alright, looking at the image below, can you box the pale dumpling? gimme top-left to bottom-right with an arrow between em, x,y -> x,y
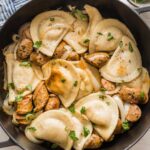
89,19 -> 136,52
75,92 -> 119,141
61,109 -> 93,150
80,4 -> 103,47
64,18 -> 88,54
30,10 -> 75,56
100,36 -> 142,83
45,59 -> 80,107
25,110 -> 74,150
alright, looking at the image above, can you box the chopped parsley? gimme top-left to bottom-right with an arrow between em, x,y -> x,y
106,101 -> 110,105
25,113 -> 35,121
15,95 -> 23,102
128,42 -> 134,52
83,39 -> 90,44
140,91 -> 145,101
51,143 -> 58,149
99,94 -> 106,100
97,32 -> 103,35
100,87 -> 107,92
27,127 -> 36,131
80,106 -> 86,114
26,84 -> 32,91
73,81 -> 78,87
69,130 -> 78,141
8,83 -> 15,89
122,120 -> 130,131
33,41 -> 42,49
50,17 -> 55,21
119,41 -> 123,48
72,9 -> 88,21
137,68 -> 142,72
20,61 -> 31,67
129,60 -> 131,63
107,33 -> 114,41
68,104 -> 75,113
83,127 -> 90,137
61,79 -> 66,83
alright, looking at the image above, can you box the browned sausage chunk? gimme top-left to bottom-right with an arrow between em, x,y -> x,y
119,86 -> 147,104
16,94 -> 33,115
101,78 -> 116,91
30,52 -> 49,66
84,52 -> 109,68
114,119 -> 123,134
17,38 -> 33,59
45,94 -> 60,111
84,133 -> 103,149
33,81 -> 49,112
126,104 -> 142,122
66,51 -> 80,61
53,41 -> 67,58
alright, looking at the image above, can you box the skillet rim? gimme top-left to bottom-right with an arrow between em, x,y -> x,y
0,0 -> 150,149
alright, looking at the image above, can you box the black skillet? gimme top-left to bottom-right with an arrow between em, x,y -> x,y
0,0 -> 150,149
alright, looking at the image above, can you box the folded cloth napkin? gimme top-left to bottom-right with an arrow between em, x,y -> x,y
0,0 -> 31,27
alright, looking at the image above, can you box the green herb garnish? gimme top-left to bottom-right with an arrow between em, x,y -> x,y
97,32 -> 103,35
80,106 -> 86,114
106,101 -> 110,105
27,127 -> 36,131
107,33 -> 114,41
69,130 -> 79,141
33,41 -> 42,49
61,79 -> 66,83
26,84 -> 32,91
51,143 -> 58,149
20,61 -> 31,67
119,41 -> 123,48
8,83 -> 15,89
140,91 -> 145,101
99,94 -> 106,100
25,113 -> 35,121
68,104 -> 75,113
83,127 -> 90,137
100,88 -> 107,92
15,95 -> 23,102
129,42 -> 134,52
72,9 -> 88,21
73,81 -> 78,87
122,120 -> 130,131
50,17 -> 55,21
83,39 -> 90,44
137,68 -> 142,72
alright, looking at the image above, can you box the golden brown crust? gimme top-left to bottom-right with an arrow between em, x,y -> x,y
119,86 -> 147,104
66,51 -> 80,61
30,52 -> 49,66
114,119 -> 123,134
16,94 -> 33,115
84,52 -> 109,68
33,81 -> 49,112
126,104 -> 142,122
17,38 -> 33,59
84,133 -> 103,149
101,78 -> 116,91
45,94 -> 60,111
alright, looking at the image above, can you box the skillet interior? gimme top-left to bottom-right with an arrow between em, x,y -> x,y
0,0 -> 150,150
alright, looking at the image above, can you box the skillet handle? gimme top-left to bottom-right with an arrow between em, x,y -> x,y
135,6 -> 150,13
0,138 -> 14,148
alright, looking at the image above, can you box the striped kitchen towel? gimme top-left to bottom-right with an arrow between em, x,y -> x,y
0,0 -> 31,27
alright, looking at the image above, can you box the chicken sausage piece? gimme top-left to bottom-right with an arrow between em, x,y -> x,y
119,86 -> 147,104
17,38 -> 33,59
84,52 -> 109,68
16,94 -> 33,115
101,78 -> 116,91
126,104 -> 142,122
30,52 -> 49,66
45,94 -> 60,111
33,81 -> 49,112
84,133 -> 103,149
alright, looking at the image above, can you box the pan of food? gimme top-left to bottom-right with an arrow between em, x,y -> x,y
0,0 -> 150,150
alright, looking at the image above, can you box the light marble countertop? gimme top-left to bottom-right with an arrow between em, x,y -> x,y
0,0 -> 150,150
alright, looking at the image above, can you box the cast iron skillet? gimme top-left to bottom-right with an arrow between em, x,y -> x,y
0,0 -> 150,149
